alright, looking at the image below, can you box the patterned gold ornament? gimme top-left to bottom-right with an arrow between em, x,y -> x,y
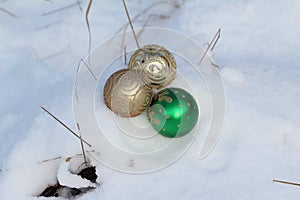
103,69 -> 153,118
128,44 -> 177,89
148,87 -> 199,138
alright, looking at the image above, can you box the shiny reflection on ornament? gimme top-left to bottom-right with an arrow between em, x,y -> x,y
75,27 -> 224,173
147,61 -> 164,75
96,51 -> 202,145
148,87 -> 199,138
128,44 -> 177,89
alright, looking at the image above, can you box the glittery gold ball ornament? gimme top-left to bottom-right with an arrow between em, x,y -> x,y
148,87 -> 199,138
128,44 -> 177,89
103,69 -> 153,118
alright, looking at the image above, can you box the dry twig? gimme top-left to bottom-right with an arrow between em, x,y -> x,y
40,107 -> 92,147
198,28 -> 221,66
273,179 -> 300,187
122,0 -> 140,49
85,0 -> 93,62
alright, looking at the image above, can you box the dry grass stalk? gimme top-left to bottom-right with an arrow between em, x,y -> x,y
37,156 -> 63,164
115,1 -> 169,34
85,0 -> 93,64
77,123 -> 88,166
273,179 -> 300,187
37,150 -> 96,165
74,58 -> 97,105
117,0 -> 185,51
122,0 -> 140,49
40,107 -> 92,147
198,28 -> 221,66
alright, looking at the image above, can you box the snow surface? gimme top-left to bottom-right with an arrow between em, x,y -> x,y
1,0 -> 300,199
57,156 -> 98,189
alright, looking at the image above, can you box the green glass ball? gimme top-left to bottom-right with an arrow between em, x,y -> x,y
147,87 -> 199,138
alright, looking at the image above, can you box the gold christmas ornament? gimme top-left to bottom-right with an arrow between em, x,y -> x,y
128,44 -> 177,89
103,69 -> 153,118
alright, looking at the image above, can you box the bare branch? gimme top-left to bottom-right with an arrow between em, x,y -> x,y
77,123 -> 88,166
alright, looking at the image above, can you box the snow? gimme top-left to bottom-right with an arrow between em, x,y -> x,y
1,0 -> 300,199
220,67 -> 245,85
57,156 -> 98,189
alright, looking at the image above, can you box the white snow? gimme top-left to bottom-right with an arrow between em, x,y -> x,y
220,67 -> 245,85
0,0 -> 300,199
57,156 -> 98,189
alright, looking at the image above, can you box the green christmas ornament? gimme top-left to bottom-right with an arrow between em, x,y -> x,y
148,87 -> 199,138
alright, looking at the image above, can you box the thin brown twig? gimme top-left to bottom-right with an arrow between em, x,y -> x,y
0,150 -> 97,172
115,1 -> 166,34
122,0 -> 140,49
37,150 -> 96,165
40,106 -> 92,147
273,179 -> 300,187
77,123 -> 88,166
85,0 -> 93,64
74,59 -> 97,104
117,0 -> 184,51
37,156 -> 63,164
80,135 -> 88,166
198,28 -> 221,66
